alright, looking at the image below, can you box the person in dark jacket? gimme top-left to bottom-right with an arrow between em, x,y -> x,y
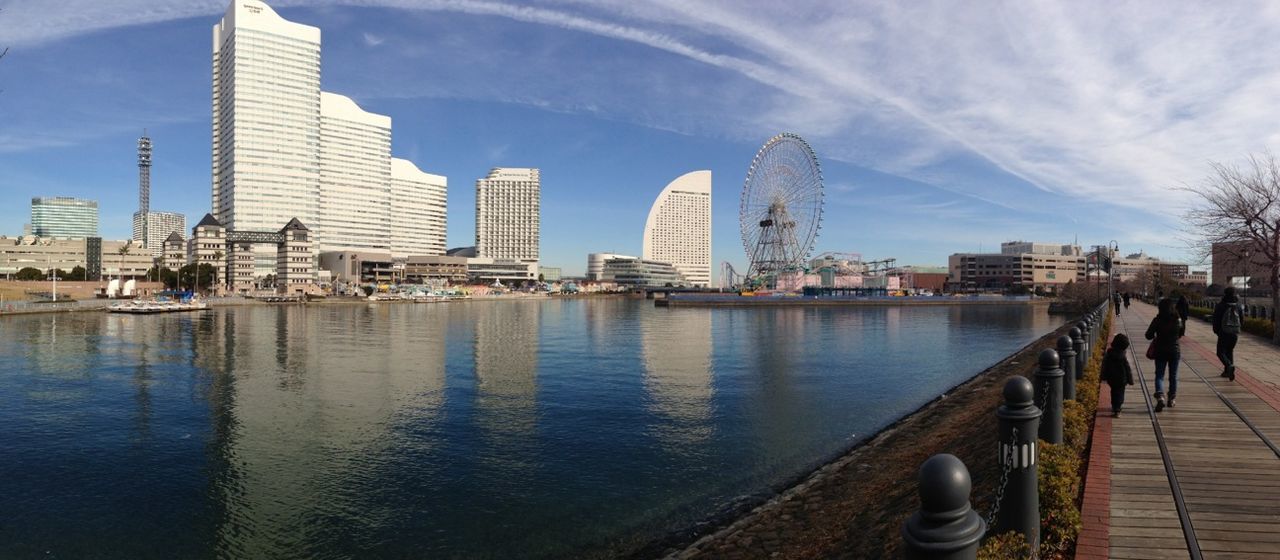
1212,287 -> 1245,381
1146,297 -> 1185,411
1101,333 -> 1135,416
1123,292 -> 1131,309
1176,295 -> 1190,324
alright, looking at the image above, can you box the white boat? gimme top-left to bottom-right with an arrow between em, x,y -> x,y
108,299 -> 208,314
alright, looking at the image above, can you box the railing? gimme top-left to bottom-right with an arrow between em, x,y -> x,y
902,300 -> 1109,559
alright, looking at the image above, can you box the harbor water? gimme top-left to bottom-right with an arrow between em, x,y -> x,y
0,298 -> 1057,558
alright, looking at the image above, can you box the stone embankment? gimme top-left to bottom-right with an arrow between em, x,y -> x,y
653,321 -> 1079,560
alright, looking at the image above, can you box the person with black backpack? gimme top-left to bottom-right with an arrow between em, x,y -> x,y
1213,287 -> 1245,381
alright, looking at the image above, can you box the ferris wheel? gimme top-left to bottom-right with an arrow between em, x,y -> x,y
740,133 -> 824,281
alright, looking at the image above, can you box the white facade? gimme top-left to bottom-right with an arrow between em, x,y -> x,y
212,0 -> 322,235
587,252 -> 636,281
476,168 -> 540,263
391,158 -> 447,258
319,92 -> 392,252
132,211 -> 186,257
642,170 -> 712,287
211,1 -> 445,271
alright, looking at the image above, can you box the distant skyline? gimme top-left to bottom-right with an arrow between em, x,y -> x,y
1,1 -> 1260,275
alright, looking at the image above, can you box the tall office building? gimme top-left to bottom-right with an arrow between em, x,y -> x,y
475,168 -> 540,263
391,158 -> 447,257
642,170 -> 712,287
212,0 -> 322,235
31,197 -> 98,238
133,211 -> 186,258
318,92 -> 391,252
211,0 -> 444,276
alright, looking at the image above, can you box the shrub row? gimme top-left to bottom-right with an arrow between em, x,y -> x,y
979,305 -> 1110,559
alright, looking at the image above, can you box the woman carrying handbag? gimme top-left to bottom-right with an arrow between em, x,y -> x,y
1145,298 -> 1185,411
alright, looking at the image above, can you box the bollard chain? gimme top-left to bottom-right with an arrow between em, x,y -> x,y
1034,376 -> 1052,412
985,426 -> 1019,526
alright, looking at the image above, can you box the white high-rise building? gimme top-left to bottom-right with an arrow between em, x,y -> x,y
132,211 -> 186,258
212,0 -> 321,234
475,168 -> 540,263
643,170 -> 712,287
210,0 -> 446,276
318,92 -> 391,252
391,158 -> 447,257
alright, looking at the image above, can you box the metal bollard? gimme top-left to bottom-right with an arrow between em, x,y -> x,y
901,453 -> 986,560
994,376 -> 1041,546
1034,348 -> 1064,444
1077,320 -> 1091,367
1070,327 -> 1085,382
1058,335 -> 1077,400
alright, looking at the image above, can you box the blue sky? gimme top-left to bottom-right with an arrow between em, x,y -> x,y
2,1 -> 1269,277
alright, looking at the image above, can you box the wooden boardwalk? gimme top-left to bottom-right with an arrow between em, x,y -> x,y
1081,300 -> 1280,559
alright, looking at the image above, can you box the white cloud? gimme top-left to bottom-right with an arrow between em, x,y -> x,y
361,31 -> 385,46
6,0 -> 1280,224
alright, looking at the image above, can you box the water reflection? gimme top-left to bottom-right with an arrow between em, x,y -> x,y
0,300 -> 1059,559
641,308 -> 713,445
472,300 -> 541,450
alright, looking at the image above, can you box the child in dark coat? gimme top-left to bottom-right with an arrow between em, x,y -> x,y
1101,333 -> 1135,417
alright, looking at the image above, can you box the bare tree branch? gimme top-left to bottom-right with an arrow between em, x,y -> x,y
1184,150 -> 1280,341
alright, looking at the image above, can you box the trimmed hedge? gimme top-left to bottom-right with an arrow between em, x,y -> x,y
980,304 -> 1110,559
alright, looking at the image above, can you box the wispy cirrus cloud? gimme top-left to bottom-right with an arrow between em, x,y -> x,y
5,0 -> 1280,229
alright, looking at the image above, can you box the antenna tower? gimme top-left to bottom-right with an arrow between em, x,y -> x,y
138,132 -> 152,245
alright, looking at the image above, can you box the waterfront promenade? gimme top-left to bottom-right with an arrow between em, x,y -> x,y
1079,300 -> 1280,559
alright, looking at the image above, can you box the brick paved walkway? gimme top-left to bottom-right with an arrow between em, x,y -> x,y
1079,300 -> 1280,559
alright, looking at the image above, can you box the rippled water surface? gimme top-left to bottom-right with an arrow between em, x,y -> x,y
0,299 -> 1057,558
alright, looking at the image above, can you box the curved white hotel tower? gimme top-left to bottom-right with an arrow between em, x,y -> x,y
642,171 -> 712,287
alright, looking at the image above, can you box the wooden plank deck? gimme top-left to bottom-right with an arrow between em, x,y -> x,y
1090,301 -> 1280,559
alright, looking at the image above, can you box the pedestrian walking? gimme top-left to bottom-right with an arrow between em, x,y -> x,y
1114,292 -> 1122,315
1176,295 -> 1190,324
1123,292 -> 1130,309
1145,297 -> 1185,411
1101,333 -> 1135,416
1213,287 -> 1245,381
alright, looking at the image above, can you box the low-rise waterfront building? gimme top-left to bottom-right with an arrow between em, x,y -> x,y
162,232 -> 186,271
188,213 -> 316,293
587,252 -> 636,281
948,249 -> 1085,293
603,257 -> 688,288
0,235 -> 152,279
467,258 -> 537,285
404,255 -> 468,284
539,266 -> 562,282
319,250 -> 398,284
